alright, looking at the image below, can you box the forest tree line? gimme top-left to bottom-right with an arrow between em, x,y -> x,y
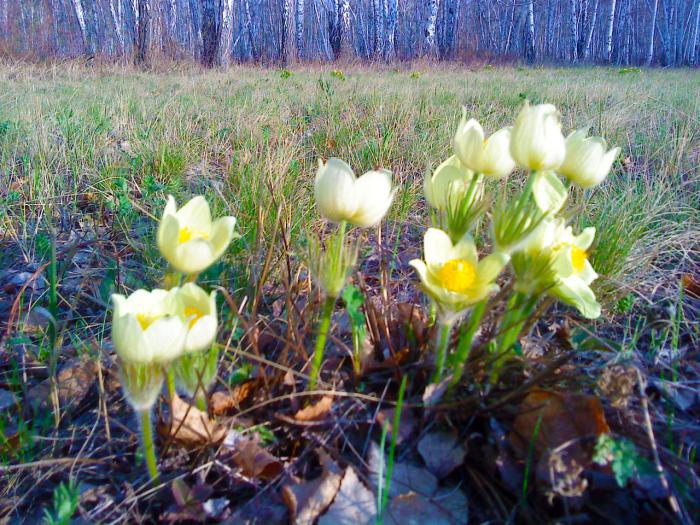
1,0 -> 699,67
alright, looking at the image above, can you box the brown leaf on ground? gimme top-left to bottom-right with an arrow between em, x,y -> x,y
282,449 -> 343,525
223,430 -> 284,481
318,467 -> 376,525
510,390 -> 610,459
510,389 -> 610,498
294,396 -> 333,421
161,394 -> 226,446
210,381 -> 257,416
682,273 -> 700,299
417,431 -> 467,479
26,356 -> 97,414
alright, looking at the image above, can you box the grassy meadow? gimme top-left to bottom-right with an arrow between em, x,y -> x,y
0,62 -> 699,523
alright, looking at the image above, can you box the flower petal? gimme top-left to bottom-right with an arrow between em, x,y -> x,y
173,240 -> 216,274
112,313 -> 149,362
157,212 -> 181,266
143,316 -> 188,362
314,158 -> 358,222
350,169 -> 394,227
424,228 -> 455,268
176,196 -> 213,232
209,216 -> 236,261
452,233 -> 478,265
553,276 -> 601,319
575,227 -> 596,250
533,170 -> 567,214
184,314 -> 218,353
477,252 -> 509,284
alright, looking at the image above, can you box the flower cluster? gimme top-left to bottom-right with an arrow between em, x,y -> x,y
111,195 -> 235,481
411,102 -> 619,382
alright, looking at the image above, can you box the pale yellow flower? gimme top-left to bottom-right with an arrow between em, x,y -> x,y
157,195 -> 236,275
111,289 -> 187,364
314,158 -> 394,227
453,113 -> 515,178
510,102 -> 566,171
410,228 -> 508,317
423,155 -> 477,211
519,218 -> 601,319
559,129 -> 620,188
172,283 -> 218,353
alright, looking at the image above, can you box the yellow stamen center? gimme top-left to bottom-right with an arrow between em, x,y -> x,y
178,226 -> 210,244
184,306 -> 204,329
570,245 -> 587,273
136,312 -> 159,330
437,258 -> 477,293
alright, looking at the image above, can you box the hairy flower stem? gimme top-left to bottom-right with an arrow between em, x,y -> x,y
490,292 -> 538,384
166,367 -> 177,400
309,294 -> 337,390
449,301 -> 487,389
195,394 -> 207,412
139,409 -> 159,484
432,320 -> 454,383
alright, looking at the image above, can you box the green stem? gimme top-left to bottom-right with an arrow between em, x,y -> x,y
139,409 -> 159,484
432,320 -> 453,383
449,301 -> 487,389
309,294 -> 337,390
195,394 -> 207,412
166,367 -> 177,400
490,292 -> 538,385
381,375 -> 407,519
352,325 -> 362,378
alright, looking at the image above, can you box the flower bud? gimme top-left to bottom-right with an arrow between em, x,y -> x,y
559,129 -> 620,188
453,113 -> 515,178
510,102 -> 566,171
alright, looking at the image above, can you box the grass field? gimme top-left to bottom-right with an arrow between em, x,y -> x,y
1,63 -> 699,523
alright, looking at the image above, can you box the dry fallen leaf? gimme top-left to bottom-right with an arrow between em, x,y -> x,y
417,431 -> 467,479
223,430 -> 284,481
318,467 -> 376,525
210,381 -> 257,416
294,396 -> 333,421
682,273 -> 700,299
510,389 -> 610,497
161,394 -> 226,446
511,390 -> 610,459
27,356 -> 97,414
282,449 -> 343,525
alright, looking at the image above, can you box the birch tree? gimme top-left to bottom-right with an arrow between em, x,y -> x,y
295,0 -> 304,58
645,0 -> 659,65
605,0 -> 617,61
425,0 -> 439,56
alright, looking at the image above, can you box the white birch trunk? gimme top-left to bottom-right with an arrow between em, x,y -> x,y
218,0 -> 234,64
605,0 -> 616,61
526,0 -> 535,61
691,0 -> 700,64
71,0 -> 89,52
645,0 -> 659,65
295,0 -> 304,58
570,0 -> 578,62
425,0 -> 439,56
582,0 -> 598,59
